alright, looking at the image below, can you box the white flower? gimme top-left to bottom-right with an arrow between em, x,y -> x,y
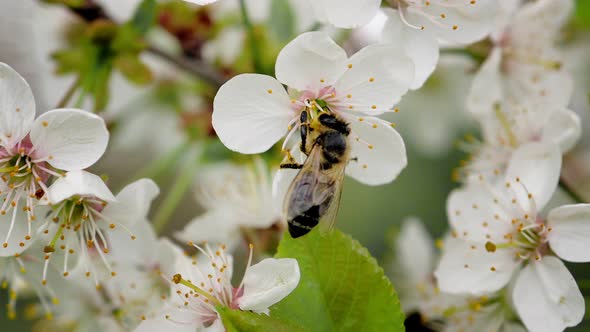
0,63 -> 109,255
391,218 -> 525,332
381,1 -> 497,89
435,155 -> 589,331
0,241 -> 63,320
213,31 -> 414,185
175,159 -> 280,250
467,0 -> 574,115
456,102 -> 580,184
42,269 -> 128,332
38,171 -> 159,286
307,0 -> 496,89
134,243 -> 300,332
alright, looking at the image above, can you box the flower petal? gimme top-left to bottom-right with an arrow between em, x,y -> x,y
108,217 -> 158,266
309,0 -> 380,28
382,10 -> 438,90
29,108 -> 109,170
513,256 -> 584,332
505,142 -> 561,211
0,62 -> 35,148
102,178 -> 159,227
271,166 -> 299,216
466,48 -> 503,116
333,43 -> 414,114
447,184 -> 513,244
511,0 -> 574,50
212,74 -> 295,154
540,106 -> 581,153
183,0 -> 219,4
404,0 -> 497,44
344,116 -> 407,186
43,170 -> 115,204
396,218 -> 435,282
174,210 -> 241,249
275,31 -> 347,91
238,258 -> 300,314
547,204 -> 590,263
507,59 -> 574,108
435,238 -> 519,295
133,307 -> 199,332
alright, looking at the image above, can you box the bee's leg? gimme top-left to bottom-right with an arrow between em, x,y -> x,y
299,110 -> 310,154
348,157 -> 359,164
300,122 -> 308,154
280,163 -> 304,169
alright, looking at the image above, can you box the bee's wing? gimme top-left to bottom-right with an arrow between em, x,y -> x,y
317,162 -> 346,235
283,144 -> 324,220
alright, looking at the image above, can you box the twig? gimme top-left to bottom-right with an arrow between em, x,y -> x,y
239,0 -> 264,73
559,177 -> 586,204
63,1 -> 226,88
146,46 -> 225,87
55,77 -> 80,108
152,145 -> 201,234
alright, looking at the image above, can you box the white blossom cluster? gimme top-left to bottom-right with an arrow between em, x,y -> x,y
0,0 -> 589,331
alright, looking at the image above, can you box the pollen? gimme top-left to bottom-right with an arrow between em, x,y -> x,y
42,121 -> 48,127
347,64 -> 353,69
172,274 -> 182,284
372,124 -> 378,128
267,89 -> 272,94
452,25 -> 458,30
369,77 -> 375,82
485,241 -> 496,253
371,105 -> 377,109
347,94 -> 352,98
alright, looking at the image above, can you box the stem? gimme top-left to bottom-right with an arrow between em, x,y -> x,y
56,78 -> 80,108
132,141 -> 190,182
152,145 -> 201,234
146,46 -> 226,87
559,178 -> 585,203
74,89 -> 87,108
440,47 -> 487,64
238,0 -> 264,73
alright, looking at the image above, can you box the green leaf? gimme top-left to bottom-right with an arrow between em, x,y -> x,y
217,307 -> 305,332
576,2 -> 590,28
131,0 -> 158,35
114,54 -> 153,85
268,0 -> 296,42
41,0 -> 85,7
272,228 -> 405,332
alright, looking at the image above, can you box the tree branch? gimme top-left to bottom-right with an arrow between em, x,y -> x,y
559,177 -> 586,204
63,0 -> 226,87
146,45 -> 225,87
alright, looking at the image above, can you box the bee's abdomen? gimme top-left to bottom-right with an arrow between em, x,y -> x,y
288,205 -> 320,238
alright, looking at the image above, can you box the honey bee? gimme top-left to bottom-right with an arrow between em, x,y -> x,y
281,103 -> 352,238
